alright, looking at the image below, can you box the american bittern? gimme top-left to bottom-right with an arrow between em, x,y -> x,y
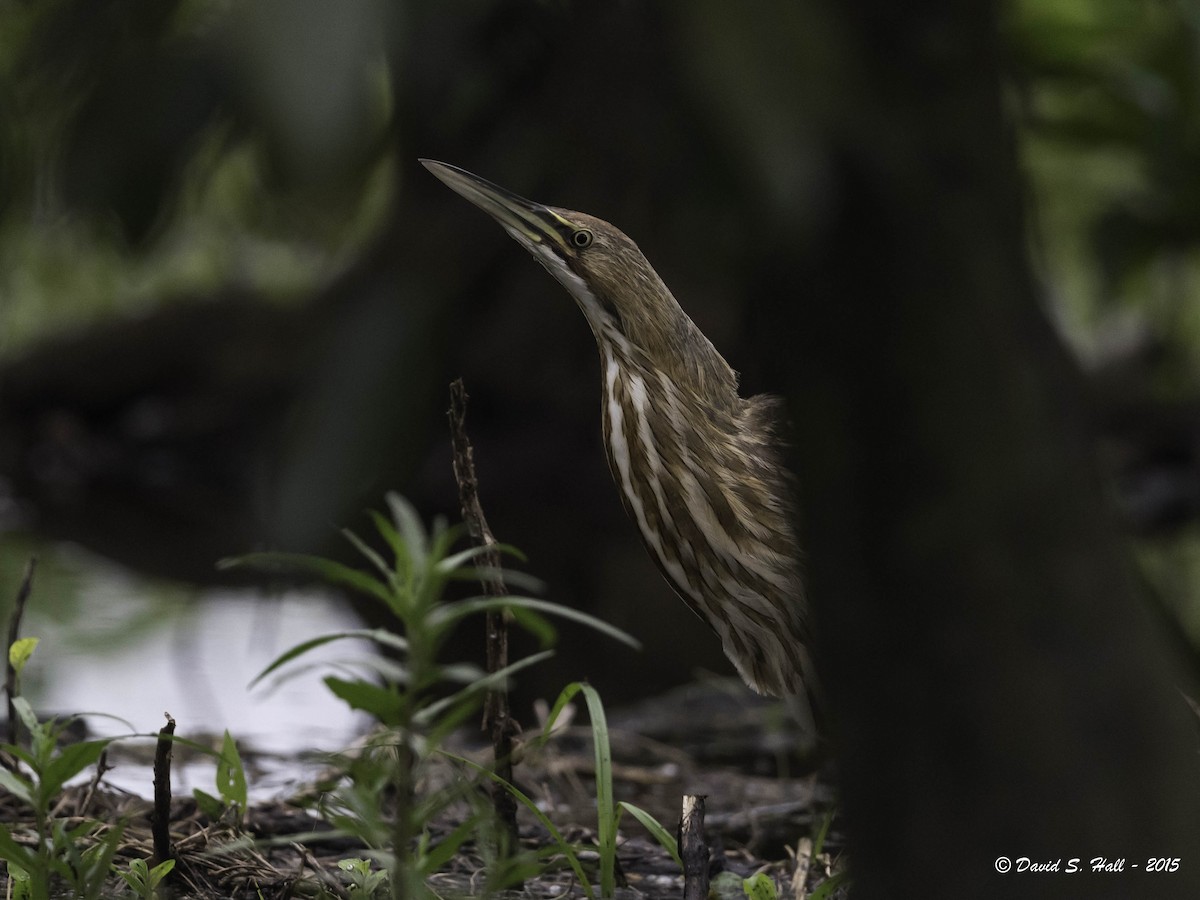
422,160 -> 817,733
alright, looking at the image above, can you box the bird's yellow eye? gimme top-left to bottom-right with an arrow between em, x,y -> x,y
571,229 -> 593,249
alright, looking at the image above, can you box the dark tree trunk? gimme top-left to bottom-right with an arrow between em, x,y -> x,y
759,2 -> 1200,898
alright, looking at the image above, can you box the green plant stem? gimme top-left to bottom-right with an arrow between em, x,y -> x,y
391,737 -> 416,900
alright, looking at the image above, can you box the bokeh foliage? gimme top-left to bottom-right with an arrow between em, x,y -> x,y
1,0 -> 1199,690
0,0 -> 1195,358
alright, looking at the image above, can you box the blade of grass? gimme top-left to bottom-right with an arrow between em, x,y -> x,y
617,801 -> 681,869
577,683 -> 616,898
812,805 -> 836,857
540,681 -> 585,739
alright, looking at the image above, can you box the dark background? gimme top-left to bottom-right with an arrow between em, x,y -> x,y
3,2 -> 1200,896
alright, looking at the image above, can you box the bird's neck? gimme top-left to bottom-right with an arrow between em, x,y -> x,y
604,310 -> 740,415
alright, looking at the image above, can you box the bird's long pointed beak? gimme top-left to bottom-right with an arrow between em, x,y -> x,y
420,159 -> 572,252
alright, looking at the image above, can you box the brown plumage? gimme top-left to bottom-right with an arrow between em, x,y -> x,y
422,161 -> 816,732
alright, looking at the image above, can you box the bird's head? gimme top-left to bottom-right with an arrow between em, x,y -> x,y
421,159 -> 737,401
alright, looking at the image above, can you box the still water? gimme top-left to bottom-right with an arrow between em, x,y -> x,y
17,551 -> 368,800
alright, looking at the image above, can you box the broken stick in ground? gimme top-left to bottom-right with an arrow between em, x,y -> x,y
152,713 -> 177,871
448,378 -> 521,861
681,794 -> 710,900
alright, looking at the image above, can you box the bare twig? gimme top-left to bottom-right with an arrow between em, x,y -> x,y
448,379 -> 509,603
448,378 -> 521,861
79,747 -> 114,817
296,843 -> 351,899
5,557 -> 37,750
681,794 -> 710,900
152,713 -> 177,869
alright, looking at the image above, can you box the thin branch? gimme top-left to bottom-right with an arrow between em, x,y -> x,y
78,747 -> 114,817
5,557 -> 37,750
448,377 -> 521,864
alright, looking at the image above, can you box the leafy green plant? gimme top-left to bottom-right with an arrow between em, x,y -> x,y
0,641 -> 240,899
224,493 -> 639,900
0,639 -> 118,900
457,680 -> 681,899
118,857 -> 176,899
337,857 -> 390,897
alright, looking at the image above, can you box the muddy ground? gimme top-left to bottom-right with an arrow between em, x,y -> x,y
0,682 -> 848,898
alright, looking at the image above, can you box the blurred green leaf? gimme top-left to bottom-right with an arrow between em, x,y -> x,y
743,872 -> 778,900
219,552 -> 394,607
193,789 -> 225,821
324,676 -> 403,723
429,596 -> 640,649
7,637 -> 38,676
249,627 -> 408,688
